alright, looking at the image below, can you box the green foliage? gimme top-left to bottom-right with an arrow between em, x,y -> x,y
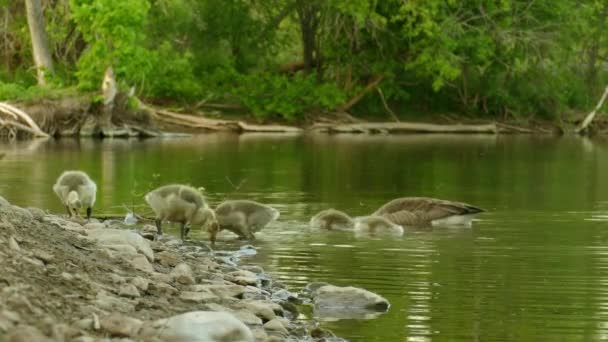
2,0 -> 608,120
235,74 -> 346,121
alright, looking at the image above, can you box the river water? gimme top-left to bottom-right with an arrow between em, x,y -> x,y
1,134 -> 608,341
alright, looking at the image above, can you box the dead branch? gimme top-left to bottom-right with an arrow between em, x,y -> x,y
0,102 -> 49,137
577,85 -> 608,134
375,86 -> 399,122
337,75 -> 384,113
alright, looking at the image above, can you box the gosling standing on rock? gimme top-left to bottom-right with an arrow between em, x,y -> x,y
145,184 -> 218,241
373,197 -> 484,227
214,200 -> 280,241
309,209 -> 354,230
53,170 -> 97,220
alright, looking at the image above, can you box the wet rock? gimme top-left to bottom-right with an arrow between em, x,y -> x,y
271,289 -> 299,304
264,319 -> 289,335
310,284 -> 390,319
228,270 -> 258,287
130,276 -> 149,292
130,254 -> 154,273
146,311 -> 254,342
179,291 -> 218,303
5,324 -> 50,342
87,229 -> 154,261
235,300 -> 278,322
170,263 -> 195,285
119,284 -> 141,298
100,313 -> 142,337
155,250 -> 182,267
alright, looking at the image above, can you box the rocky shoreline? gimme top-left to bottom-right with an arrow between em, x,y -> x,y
0,196 -> 389,341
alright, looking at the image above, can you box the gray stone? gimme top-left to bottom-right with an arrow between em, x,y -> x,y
156,251 -> 182,267
87,228 -> 154,261
130,254 -> 154,273
4,325 -> 50,342
26,207 -> 46,221
170,263 -> 195,285
149,282 -> 178,296
119,284 -> 141,298
110,274 -> 127,284
264,319 -> 289,335
130,276 -> 149,292
11,205 -> 34,220
32,250 -> 54,264
43,216 -> 86,234
8,236 -> 20,251
179,291 -> 218,303
186,284 -> 245,299
147,311 -> 254,342
311,284 -> 390,319
83,222 -> 105,230
232,309 -> 263,326
235,300 -> 278,322
100,313 -> 142,338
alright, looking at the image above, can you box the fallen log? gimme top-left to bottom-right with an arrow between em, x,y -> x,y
309,122 -> 499,134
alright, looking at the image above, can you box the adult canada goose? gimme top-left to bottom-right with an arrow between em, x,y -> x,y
53,170 -> 97,220
353,215 -> 404,236
214,200 -> 280,241
373,197 -> 484,227
309,209 -> 354,230
145,184 -> 218,241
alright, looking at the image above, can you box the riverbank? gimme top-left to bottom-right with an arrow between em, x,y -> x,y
0,195 -> 366,341
1,95 -> 602,139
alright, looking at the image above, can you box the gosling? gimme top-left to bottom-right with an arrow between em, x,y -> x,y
309,209 -> 354,230
145,184 -> 218,241
353,215 -> 404,236
53,170 -> 97,220
214,200 -> 280,241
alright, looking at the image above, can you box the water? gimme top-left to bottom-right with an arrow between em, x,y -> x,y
2,134 -> 608,341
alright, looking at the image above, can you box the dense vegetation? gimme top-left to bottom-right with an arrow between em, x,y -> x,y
1,0 -> 607,122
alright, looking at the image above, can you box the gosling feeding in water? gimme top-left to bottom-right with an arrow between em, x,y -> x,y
53,170 -> 97,220
214,200 -> 280,241
309,209 -> 354,230
353,215 -> 404,236
373,197 -> 485,227
145,184 -> 218,241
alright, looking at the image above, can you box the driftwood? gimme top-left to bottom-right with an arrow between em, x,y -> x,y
576,85 -> 608,134
0,102 -> 49,138
337,75 -> 384,113
149,105 -> 302,133
309,122 -> 499,134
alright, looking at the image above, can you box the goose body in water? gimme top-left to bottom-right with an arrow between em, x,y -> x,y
373,197 -> 484,227
309,209 -> 354,230
214,200 -> 280,240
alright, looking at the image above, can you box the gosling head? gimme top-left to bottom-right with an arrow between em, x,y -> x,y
192,206 -> 220,245
66,191 -> 82,208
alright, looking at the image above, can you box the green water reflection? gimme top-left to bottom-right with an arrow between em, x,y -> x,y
2,134 -> 608,341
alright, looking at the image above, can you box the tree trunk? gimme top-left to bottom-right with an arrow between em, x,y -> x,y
25,0 -> 53,85
296,1 -> 319,74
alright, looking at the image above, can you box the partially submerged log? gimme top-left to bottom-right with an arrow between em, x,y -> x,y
309,122 -> 499,134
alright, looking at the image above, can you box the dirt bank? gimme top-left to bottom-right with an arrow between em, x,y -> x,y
0,196 -> 343,342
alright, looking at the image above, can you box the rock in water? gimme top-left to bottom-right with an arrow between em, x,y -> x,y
310,284 -> 390,320
147,311 -> 254,342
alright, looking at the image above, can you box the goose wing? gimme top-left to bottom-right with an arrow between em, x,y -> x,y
373,197 -> 484,226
